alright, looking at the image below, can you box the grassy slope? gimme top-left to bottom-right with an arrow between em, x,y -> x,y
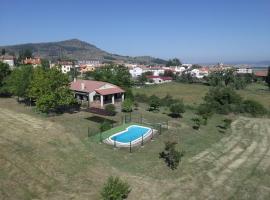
1,95 -> 270,199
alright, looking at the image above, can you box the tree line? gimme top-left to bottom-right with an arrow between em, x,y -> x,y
0,62 -> 76,113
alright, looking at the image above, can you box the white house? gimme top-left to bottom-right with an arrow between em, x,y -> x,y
236,67 -> 253,74
0,55 -> 15,68
129,66 -> 143,77
58,61 -> 73,74
143,66 -> 165,76
146,76 -> 172,84
189,68 -> 209,79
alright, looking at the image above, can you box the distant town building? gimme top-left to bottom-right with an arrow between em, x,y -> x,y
57,61 -> 74,74
236,66 -> 253,74
143,66 -> 165,76
146,75 -> 172,84
23,57 -> 41,67
0,55 -> 15,68
182,64 -> 192,69
254,70 -> 268,81
129,66 -> 143,77
190,67 -> 209,79
78,60 -> 101,73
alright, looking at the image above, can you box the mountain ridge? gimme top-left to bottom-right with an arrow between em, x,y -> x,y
0,39 -> 167,65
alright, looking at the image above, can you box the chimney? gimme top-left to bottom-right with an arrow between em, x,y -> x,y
81,82 -> 85,90
73,77 -> 77,82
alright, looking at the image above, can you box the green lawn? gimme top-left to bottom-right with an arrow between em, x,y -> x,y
133,82 -> 270,108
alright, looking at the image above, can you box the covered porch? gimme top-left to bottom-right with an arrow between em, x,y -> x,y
74,91 -> 124,108
91,92 -> 124,108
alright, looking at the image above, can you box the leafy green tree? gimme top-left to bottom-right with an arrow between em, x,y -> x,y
6,65 -> 33,99
137,73 -> 148,85
240,99 -> 267,117
0,62 -> 11,96
266,66 -> 270,90
176,73 -> 194,83
159,141 -> 184,170
148,95 -> 161,111
1,48 -> 5,55
192,117 -> 202,130
93,64 -> 133,89
101,176 -> 131,200
166,58 -> 182,67
41,59 -> 50,69
203,87 -> 242,114
28,67 -> 76,113
122,98 -> 133,112
163,70 -> 174,77
169,101 -> 185,117
207,71 -> 224,86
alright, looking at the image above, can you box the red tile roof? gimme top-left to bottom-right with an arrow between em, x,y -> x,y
95,87 -> 125,95
255,71 -> 268,77
70,80 -> 125,95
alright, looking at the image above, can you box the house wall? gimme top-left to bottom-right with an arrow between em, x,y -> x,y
129,67 -> 143,77
2,59 -> 14,67
89,91 -> 96,102
61,65 -> 72,73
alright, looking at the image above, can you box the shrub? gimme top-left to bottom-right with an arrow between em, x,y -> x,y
161,94 -> 179,107
100,120 -> 112,132
134,93 -> 148,103
101,176 -> 131,200
223,118 -> 232,129
122,98 -> 133,112
192,117 -> 201,130
148,95 -> 161,111
169,101 -> 185,118
240,100 -> 267,116
105,104 -> 116,116
159,141 -> 184,170
203,87 -> 242,114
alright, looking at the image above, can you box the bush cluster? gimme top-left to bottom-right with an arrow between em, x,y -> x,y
198,86 -> 267,117
101,176 -> 131,200
159,141 -> 184,170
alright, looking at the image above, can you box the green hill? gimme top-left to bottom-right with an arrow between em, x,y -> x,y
0,39 -> 167,65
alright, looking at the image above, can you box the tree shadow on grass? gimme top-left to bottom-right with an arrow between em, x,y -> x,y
167,113 -> 183,118
85,116 -> 117,124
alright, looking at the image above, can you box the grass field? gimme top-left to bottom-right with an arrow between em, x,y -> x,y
1,97 -> 270,199
133,82 -> 270,109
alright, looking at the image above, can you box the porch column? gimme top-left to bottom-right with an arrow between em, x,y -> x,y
112,95 -> 115,104
100,95 -> 104,108
122,93 -> 125,102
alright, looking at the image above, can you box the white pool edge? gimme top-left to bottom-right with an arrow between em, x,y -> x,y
103,125 -> 157,147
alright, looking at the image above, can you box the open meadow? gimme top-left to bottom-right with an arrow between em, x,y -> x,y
1,91 -> 270,199
133,82 -> 270,109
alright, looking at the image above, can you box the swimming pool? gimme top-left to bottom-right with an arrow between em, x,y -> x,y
104,125 -> 155,147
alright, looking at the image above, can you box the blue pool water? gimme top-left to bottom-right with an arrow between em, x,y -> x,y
111,125 -> 150,143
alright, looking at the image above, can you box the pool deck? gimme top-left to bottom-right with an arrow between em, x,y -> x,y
99,123 -> 157,147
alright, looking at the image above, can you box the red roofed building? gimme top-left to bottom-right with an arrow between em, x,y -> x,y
70,80 -> 125,108
254,70 -> 268,81
146,76 -> 172,84
23,57 -> 41,66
